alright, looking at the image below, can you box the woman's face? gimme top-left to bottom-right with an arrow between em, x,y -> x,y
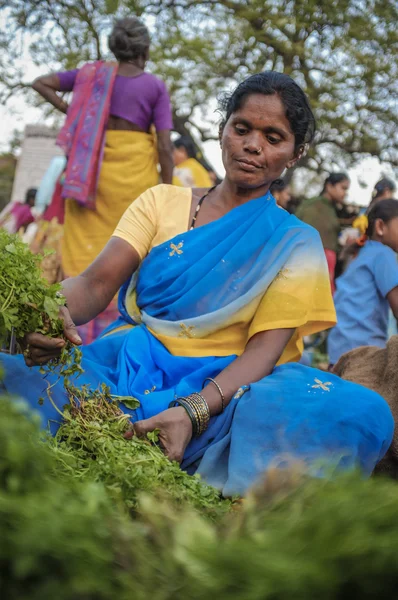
326,179 -> 350,203
173,146 -> 188,166
220,94 -> 299,192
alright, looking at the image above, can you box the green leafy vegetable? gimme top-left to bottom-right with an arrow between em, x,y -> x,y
0,229 -> 83,383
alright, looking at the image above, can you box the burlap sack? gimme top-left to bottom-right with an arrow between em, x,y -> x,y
334,336 -> 398,477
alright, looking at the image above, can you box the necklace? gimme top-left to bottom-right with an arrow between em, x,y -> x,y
190,185 -> 217,230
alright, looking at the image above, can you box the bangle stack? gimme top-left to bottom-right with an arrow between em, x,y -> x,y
169,392 -> 210,437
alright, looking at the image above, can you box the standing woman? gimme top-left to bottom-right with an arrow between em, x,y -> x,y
32,17 -> 174,342
296,173 -> 350,293
172,136 -> 213,187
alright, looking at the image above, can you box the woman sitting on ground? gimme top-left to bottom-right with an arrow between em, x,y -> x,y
1,72 -> 393,496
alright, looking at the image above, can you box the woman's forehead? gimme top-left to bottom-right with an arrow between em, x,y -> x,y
231,93 -> 292,132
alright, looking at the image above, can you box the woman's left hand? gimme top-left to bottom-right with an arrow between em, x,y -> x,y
126,407 -> 193,463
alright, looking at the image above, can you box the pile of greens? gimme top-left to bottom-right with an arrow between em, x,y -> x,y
3,395 -> 398,600
52,383 -> 230,516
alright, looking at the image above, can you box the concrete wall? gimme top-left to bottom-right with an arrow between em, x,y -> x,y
11,125 -> 63,202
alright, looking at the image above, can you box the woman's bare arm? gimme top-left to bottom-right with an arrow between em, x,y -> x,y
132,327 -> 295,462
32,73 -> 69,114
61,238 -> 140,325
200,328 -> 295,415
24,238 -> 140,365
157,130 -> 174,184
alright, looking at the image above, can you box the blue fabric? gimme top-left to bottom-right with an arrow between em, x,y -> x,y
328,241 -> 398,364
36,156 -> 67,214
1,198 -> 394,495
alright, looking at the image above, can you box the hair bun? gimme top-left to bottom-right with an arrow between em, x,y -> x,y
108,17 -> 150,62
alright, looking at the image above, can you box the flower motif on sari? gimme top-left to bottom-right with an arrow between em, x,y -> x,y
169,242 -> 184,257
178,323 -> 195,338
144,386 -> 157,395
274,267 -> 291,282
312,378 -> 332,392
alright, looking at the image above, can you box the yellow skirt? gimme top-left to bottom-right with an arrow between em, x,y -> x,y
62,130 -> 159,277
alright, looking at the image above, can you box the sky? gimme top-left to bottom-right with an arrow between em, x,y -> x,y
0,59 -> 395,207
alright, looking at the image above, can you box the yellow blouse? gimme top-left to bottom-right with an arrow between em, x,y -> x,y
172,158 -> 212,188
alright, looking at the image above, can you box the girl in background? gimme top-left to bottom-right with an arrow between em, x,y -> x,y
328,199 -> 398,366
172,136 -> 212,187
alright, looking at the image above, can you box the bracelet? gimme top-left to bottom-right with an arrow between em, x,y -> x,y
203,377 -> 225,412
169,392 -> 210,437
169,398 -> 198,436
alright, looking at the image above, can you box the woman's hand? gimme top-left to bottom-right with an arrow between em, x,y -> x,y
127,406 -> 193,463
24,306 -> 82,367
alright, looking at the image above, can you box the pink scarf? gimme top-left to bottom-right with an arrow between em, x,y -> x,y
56,61 -> 118,209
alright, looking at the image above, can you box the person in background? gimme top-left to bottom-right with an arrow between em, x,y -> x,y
173,136 -> 212,187
368,178 -> 397,211
327,199 -> 398,367
296,172 -> 350,293
31,17 -> 174,344
270,178 -> 292,211
0,188 -> 37,234
352,178 -> 397,237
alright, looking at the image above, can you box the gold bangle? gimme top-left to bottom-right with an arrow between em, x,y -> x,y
203,377 -> 225,412
185,392 -> 210,435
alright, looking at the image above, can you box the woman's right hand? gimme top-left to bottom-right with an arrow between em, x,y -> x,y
23,306 -> 82,367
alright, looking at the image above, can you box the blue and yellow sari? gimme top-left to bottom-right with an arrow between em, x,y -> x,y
1,191 -> 393,495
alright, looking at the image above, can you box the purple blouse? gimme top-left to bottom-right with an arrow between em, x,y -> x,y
57,69 -> 173,131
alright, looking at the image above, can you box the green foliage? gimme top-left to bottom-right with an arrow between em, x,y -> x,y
0,229 -> 83,381
0,229 -> 63,340
0,0 -> 397,174
51,383 -> 231,517
3,394 -> 398,599
0,396 -> 136,600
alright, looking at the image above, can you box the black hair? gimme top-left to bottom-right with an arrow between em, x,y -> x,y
108,17 -> 150,62
25,188 -> 37,203
373,177 -> 396,200
219,71 -> 316,152
367,198 -> 398,237
321,172 -> 350,194
173,136 -> 197,159
270,179 -> 288,195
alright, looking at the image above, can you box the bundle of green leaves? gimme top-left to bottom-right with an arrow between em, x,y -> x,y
4,394 -> 398,600
51,383 -> 231,517
0,229 -> 63,342
0,229 -> 82,380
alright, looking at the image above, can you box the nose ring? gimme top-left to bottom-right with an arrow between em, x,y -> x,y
256,148 -> 262,155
